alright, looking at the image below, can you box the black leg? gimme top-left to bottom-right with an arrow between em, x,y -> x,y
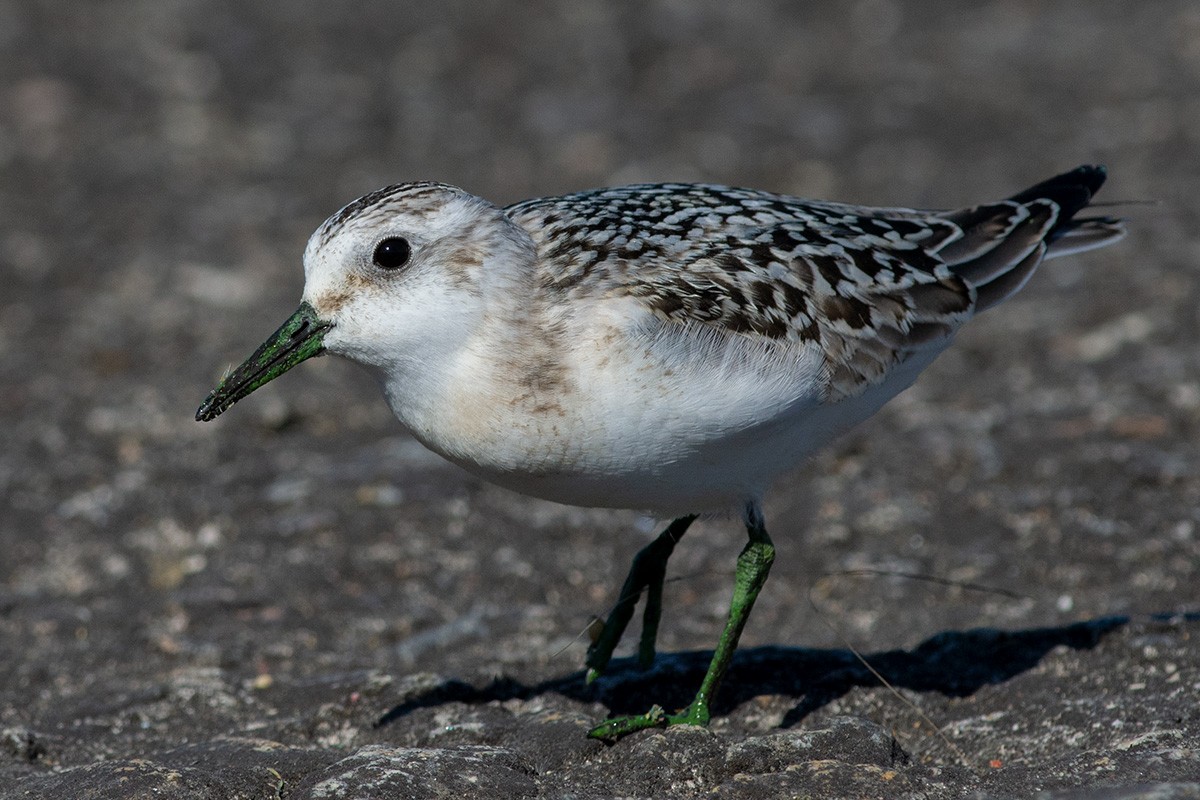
585,515 -> 697,681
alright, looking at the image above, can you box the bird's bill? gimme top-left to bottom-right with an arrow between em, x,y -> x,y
195,302 -> 331,422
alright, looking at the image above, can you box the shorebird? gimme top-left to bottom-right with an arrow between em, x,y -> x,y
197,165 -> 1124,740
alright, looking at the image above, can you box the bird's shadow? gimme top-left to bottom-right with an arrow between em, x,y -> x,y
375,614 -> 1163,730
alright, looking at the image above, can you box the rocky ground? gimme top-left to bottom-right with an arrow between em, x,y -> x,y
2,1 -> 1199,797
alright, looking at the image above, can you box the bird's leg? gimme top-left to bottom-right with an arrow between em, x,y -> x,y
585,515 -> 697,682
588,502 -> 775,741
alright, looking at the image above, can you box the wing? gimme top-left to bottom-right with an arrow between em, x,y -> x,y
506,168 -> 1122,402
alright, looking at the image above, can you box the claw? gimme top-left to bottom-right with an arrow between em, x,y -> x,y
587,705 -> 667,742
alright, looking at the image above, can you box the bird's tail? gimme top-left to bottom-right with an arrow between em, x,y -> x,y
936,165 -> 1125,312
1007,165 -> 1127,259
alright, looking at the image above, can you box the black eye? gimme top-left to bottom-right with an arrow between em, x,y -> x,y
372,237 -> 411,270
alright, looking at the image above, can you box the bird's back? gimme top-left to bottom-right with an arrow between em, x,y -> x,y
505,166 -> 1122,405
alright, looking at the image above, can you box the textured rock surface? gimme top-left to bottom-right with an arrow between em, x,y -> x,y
2,1 -> 1198,797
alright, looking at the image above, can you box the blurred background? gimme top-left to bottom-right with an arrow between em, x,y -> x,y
1,0 -> 1197,786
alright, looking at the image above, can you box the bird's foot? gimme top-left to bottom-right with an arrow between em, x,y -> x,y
584,516 -> 696,683
587,700 -> 712,742
585,621 -> 627,684
584,618 -> 660,684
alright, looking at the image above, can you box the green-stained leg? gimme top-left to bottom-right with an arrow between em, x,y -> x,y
588,503 -> 775,742
586,515 -> 697,682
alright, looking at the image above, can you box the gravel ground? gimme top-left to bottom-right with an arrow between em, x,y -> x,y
2,1 -> 1198,797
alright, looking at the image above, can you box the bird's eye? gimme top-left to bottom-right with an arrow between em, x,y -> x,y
372,237 -> 411,270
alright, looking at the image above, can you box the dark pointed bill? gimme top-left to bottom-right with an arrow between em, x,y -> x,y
196,302 -> 332,422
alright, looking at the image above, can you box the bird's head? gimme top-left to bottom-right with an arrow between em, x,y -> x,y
196,182 -> 531,422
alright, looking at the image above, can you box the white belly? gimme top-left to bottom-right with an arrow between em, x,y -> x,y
383,313 -> 948,516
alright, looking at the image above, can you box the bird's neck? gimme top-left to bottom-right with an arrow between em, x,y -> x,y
378,227 -> 572,467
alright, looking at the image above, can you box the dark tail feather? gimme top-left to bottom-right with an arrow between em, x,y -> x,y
1007,164 -> 1110,242
940,165 -> 1125,311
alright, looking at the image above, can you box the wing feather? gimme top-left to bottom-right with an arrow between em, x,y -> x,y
507,167 -> 1121,403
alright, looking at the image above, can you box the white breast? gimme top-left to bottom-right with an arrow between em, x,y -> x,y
381,295 -> 940,515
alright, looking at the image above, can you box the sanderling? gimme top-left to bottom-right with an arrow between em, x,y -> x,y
197,165 -> 1124,740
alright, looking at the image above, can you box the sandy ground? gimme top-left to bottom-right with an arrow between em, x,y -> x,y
2,1 -> 1199,797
